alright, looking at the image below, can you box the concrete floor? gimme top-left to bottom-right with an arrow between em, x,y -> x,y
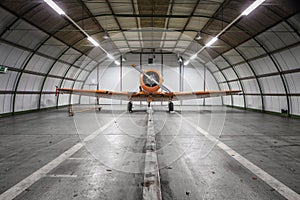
0,105 -> 299,200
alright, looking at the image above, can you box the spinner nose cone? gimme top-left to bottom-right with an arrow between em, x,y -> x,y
140,70 -> 162,93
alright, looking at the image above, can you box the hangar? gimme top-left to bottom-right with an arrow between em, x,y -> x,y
0,0 -> 299,199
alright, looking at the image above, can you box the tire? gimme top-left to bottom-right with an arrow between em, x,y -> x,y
128,102 -> 133,112
168,102 -> 174,112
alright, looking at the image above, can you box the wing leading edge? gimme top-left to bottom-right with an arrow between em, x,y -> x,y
172,90 -> 241,101
57,88 -> 241,102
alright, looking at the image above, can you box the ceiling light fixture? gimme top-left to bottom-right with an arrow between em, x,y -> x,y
195,31 -> 202,40
242,0 -> 266,16
87,36 -> 99,47
185,0 -> 265,62
177,57 -> 183,63
43,0 -> 65,15
103,31 -> 110,40
44,0 -> 121,66
205,37 -> 218,47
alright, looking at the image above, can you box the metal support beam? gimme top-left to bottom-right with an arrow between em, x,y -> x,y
203,65 -> 206,106
179,57 -> 184,105
120,55 -> 123,105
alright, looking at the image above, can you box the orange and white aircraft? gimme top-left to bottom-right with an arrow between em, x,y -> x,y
57,64 -> 241,112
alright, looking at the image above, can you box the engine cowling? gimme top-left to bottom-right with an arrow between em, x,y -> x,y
140,70 -> 163,93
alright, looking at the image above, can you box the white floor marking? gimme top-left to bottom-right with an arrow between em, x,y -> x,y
67,157 -> 91,160
0,143 -> 83,200
176,112 -> 300,200
0,112 -> 125,200
143,107 -> 162,200
47,174 -> 78,178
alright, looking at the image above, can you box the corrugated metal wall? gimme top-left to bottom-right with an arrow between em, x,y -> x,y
0,4 -> 299,116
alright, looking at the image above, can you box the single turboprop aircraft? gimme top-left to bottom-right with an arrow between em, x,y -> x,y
56,64 -> 241,112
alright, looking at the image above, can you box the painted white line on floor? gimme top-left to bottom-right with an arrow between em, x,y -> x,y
0,112 -> 125,200
47,174 -> 78,178
143,107 -> 162,200
0,143 -> 83,200
176,112 -> 300,200
68,157 -> 91,160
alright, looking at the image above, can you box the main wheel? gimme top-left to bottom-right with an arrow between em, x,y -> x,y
127,102 -> 133,112
168,102 -> 174,112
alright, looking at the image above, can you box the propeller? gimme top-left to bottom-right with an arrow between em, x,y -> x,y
131,64 -> 172,93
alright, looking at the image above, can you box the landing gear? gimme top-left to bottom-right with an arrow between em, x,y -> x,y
68,105 -> 74,117
147,102 -> 151,113
127,101 -> 133,112
168,101 -> 174,112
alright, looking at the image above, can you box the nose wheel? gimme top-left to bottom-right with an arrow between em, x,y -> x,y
127,101 -> 133,112
168,101 -> 174,112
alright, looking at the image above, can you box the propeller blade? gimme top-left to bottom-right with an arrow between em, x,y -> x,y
131,64 -> 172,93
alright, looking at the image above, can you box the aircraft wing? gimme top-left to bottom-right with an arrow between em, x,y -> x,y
57,88 -> 131,101
57,88 -> 241,101
171,90 -> 241,101
57,88 -> 163,101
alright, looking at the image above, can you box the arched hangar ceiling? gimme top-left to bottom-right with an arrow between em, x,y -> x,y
0,0 -> 299,116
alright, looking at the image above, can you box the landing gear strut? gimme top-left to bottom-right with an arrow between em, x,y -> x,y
168,101 -> 174,112
127,101 -> 133,112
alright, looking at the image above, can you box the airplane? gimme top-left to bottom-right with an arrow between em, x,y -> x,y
56,64 -> 241,113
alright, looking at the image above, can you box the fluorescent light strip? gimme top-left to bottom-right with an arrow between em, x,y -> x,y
205,37 -> 218,47
107,54 -> 114,60
44,0 -> 65,15
114,60 -> 120,65
44,0 -> 119,63
87,37 -> 99,47
184,60 -> 190,65
186,0 -> 265,63
242,0 -> 266,16
190,54 -> 197,60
